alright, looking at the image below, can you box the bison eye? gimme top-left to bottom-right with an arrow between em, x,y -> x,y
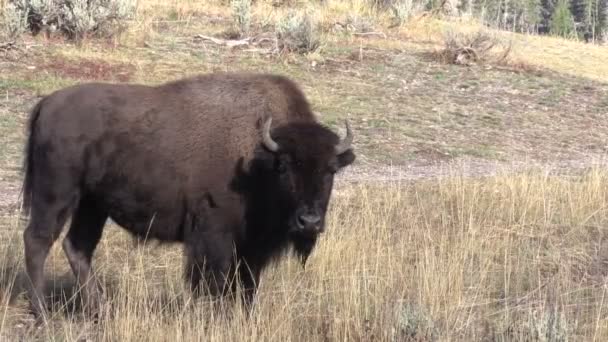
276,161 -> 288,174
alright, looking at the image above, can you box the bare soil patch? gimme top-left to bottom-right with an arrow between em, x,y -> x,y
40,57 -> 135,82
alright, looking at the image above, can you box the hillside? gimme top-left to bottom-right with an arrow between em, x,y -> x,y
1,5 -> 607,195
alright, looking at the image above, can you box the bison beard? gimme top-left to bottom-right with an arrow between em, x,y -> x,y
20,72 -> 355,321
292,234 -> 318,269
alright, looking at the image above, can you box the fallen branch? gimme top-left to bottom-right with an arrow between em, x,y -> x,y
242,48 -> 276,55
353,32 -> 386,39
193,34 -> 279,49
255,37 -> 275,45
193,34 -> 251,48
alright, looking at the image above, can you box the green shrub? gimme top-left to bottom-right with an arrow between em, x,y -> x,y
550,0 -> 576,38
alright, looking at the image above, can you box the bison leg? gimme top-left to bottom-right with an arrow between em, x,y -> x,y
23,194 -> 78,320
62,196 -> 107,318
185,251 -> 209,297
183,207 -> 236,300
238,260 -> 261,312
186,232 -> 235,300
187,243 -> 234,298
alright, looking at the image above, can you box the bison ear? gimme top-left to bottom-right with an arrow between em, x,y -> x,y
337,149 -> 355,169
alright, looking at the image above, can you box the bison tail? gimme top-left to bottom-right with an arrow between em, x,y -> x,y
21,97 -> 45,217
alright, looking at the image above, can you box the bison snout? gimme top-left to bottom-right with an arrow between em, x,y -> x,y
295,212 -> 322,231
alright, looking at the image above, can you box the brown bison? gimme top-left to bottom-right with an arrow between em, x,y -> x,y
21,72 -> 355,319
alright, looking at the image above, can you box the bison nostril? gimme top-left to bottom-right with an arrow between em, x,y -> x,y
296,216 -> 305,229
297,214 -> 321,228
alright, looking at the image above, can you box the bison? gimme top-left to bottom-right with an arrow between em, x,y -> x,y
21,72 -> 355,320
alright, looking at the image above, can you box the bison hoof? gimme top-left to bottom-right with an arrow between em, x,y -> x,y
82,294 -> 105,322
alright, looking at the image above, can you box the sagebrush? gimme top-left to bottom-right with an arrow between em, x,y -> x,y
2,0 -> 136,40
1,1 -> 28,39
390,0 -> 424,27
230,0 -> 251,37
276,9 -> 321,53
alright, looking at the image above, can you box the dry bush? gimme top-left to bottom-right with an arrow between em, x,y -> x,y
2,167 -> 608,340
341,14 -> 376,33
437,28 -> 513,66
275,9 -> 321,53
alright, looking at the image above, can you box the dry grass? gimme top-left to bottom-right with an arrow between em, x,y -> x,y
1,168 -> 608,340
509,33 -> 608,83
405,17 -> 608,83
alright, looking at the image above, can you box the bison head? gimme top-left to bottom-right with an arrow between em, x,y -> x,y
259,117 -> 355,264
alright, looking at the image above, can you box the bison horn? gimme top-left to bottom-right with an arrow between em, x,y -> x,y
262,117 -> 280,152
335,120 -> 353,154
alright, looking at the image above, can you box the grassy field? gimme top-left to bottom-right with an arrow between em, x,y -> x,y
1,0 -> 608,341
2,170 -> 608,341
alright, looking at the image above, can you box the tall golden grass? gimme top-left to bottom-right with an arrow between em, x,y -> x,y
1,168 -> 607,341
